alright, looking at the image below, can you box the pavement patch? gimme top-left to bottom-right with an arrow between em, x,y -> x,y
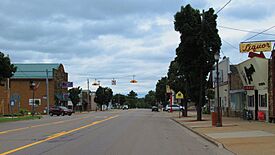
206,130 -> 275,139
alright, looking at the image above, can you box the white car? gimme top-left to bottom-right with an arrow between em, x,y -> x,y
165,104 -> 184,112
122,105 -> 129,110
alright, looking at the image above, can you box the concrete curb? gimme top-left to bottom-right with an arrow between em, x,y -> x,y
171,118 -> 236,154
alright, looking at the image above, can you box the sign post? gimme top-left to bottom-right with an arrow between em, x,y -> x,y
176,91 -> 184,117
166,85 -> 173,113
10,100 -> 15,118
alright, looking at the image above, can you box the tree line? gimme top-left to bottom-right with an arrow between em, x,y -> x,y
69,86 -> 157,110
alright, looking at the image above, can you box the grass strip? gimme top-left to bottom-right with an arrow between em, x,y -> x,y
0,115 -> 42,123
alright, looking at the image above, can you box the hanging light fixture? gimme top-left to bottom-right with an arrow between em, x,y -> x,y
92,79 -> 100,86
130,75 -> 137,83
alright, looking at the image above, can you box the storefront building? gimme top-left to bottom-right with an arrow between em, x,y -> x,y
237,57 -> 269,121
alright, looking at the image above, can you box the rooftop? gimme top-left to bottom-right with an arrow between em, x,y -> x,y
12,63 -> 61,79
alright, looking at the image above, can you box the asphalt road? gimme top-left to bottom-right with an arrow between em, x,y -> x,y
0,109 -> 233,155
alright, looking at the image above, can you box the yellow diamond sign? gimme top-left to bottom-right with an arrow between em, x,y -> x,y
176,91 -> 184,99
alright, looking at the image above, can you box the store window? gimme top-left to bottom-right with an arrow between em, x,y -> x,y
29,99 -> 41,106
259,94 -> 267,107
248,95 -> 254,107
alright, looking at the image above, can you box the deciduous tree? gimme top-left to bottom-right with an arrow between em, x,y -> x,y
0,52 -> 17,83
144,90 -> 156,106
68,87 -> 82,110
94,86 -> 113,110
155,77 -> 168,106
126,90 -> 138,108
112,94 -> 126,107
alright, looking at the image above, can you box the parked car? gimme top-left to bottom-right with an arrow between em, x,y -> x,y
49,106 -> 73,116
165,104 -> 184,112
122,105 -> 129,110
152,106 -> 159,112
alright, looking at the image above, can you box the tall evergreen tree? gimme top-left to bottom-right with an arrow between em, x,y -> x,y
174,4 -> 221,120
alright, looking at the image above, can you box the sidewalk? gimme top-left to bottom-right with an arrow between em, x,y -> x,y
168,111 -> 275,155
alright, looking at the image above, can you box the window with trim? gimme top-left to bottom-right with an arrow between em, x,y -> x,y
259,94 -> 267,107
29,99 -> 41,106
248,95 -> 254,107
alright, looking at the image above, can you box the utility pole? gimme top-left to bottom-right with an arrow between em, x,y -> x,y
87,78 -> 90,112
46,69 -> 49,115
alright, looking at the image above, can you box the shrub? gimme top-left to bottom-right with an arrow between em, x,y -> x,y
19,109 -> 29,116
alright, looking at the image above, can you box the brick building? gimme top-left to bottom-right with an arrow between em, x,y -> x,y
0,63 -> 69,115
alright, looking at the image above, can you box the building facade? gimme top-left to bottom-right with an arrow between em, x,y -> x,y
212,57 -> 246,117
229,65 -> 246,117
0,63 -> 69,115
79,90 -> 98,111
236,57 -> 269,121
213,57 -> 231,116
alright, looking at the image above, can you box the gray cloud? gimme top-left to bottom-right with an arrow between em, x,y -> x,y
1,0 -> 274,96
222,1 -> 275,21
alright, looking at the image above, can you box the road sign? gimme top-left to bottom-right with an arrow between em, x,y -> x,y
176,91 -> 184,99
10,100 -> 15,106
11,93 -> 20,101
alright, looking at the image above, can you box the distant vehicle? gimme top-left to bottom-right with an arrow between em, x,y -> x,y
122,105 -> 129,110
165,104 -> 184,112
152,106 -> 159,112
49,106 -> 73,116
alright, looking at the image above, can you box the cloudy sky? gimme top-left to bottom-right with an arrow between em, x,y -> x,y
1,0 -> 275,97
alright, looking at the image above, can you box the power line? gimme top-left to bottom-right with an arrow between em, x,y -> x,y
219,25 -> 275,36
244,25 -> 275,41
222,39 -> 239,50
216,0 -> 232,14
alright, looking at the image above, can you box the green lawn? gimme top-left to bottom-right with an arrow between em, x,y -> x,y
0,115 -> 42,123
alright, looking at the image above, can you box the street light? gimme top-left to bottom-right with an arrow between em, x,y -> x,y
214,52 -> 222,127
30,80 -> 36,116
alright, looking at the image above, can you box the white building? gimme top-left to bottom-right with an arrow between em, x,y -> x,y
236,57 -> 269,121
213,57 -> 231,116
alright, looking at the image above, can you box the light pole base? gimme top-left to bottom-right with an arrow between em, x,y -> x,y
216,122 -> 222,127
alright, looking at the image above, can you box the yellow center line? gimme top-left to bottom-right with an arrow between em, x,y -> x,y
0,115 -> 93,135
0,115 -> 119,155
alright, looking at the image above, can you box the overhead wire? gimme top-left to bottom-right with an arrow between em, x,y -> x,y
244,25 -> 275,41
218,25 -> 275,36
222,39 -> 239,50
216,0 -> 232,14
195,0 -> 233,58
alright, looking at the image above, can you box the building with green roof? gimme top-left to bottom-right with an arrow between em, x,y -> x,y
0,63 -> 70,115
